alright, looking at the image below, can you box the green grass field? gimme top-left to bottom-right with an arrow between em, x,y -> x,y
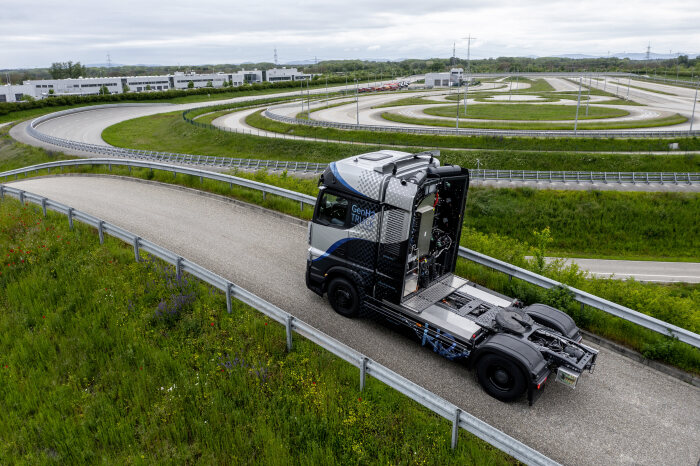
464,187 -> 700,260
372,96 -> 442,108
381,111 -> 687,130
96,110 -> 700,173
0,198 -> 513,464
422,103 -> 629,121
243,110 -> 700,154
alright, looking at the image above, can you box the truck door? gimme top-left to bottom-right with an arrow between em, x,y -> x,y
309,191 -> 350,267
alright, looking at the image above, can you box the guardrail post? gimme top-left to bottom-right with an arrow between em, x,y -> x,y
19,190 -> 25,204
0,186 -> 3,200
133,236 -> 141,262
360,357 -> 369,391
176,257 -> 183,281
98,221 -> 104,244
108,163 -> 112,172
41,198 -> 47,217
285,315 -> 294,351
262,191 -> 267,201
128,165 -> 132,175
225,282 -> 233,314
300,201 -> 304,211
67,208 -> 74,230
451,408 -> 461,450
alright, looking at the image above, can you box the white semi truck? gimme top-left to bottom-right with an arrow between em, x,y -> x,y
306,150 -> 597,404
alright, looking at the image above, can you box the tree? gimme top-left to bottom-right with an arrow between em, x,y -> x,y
49,61 -> 87,79
145,84 -> 152,91
122,84 -> 130,93
48,89 -> 55,95
187,81 -> 194,89
206,80 -> 213,88
99,85 -> 109,95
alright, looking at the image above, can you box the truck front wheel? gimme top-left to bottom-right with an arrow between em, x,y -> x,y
328,277 -> 360,318
476,353 -> 527,402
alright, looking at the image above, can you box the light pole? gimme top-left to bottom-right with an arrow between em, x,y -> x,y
461,34 -> 476,116
690,83 -> 698,134
574,76 -> 582,133
626,75 -> 631,100
455,85 -> 460,129
355,79 -> 359,125
585,72 -> 591,116
508,72 -> 513,101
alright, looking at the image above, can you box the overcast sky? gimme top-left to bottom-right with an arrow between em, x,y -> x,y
1,0 -> 699,69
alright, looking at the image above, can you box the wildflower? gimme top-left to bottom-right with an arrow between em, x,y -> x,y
358,397 -> 362,402
210,322 -> 214,327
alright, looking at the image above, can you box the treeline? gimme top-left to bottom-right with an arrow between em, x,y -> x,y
4,55 -> 699,84
0,78 -> 348,117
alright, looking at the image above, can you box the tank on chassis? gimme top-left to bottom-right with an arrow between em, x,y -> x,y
306,150 -> 597,404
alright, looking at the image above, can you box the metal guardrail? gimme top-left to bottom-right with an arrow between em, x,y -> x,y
0,183 -> 559,466
264,107 -> 700,139
2,158 -> 699,350
27,105 -> 700,185
0,158 -> 316,208
471,169 -> 699,185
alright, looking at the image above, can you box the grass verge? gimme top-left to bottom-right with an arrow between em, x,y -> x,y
98,110 -> 700,172
0,197 -> 513,463
380,111 -> 687,131
248,111 -> 700,159
422,103 -> 629,121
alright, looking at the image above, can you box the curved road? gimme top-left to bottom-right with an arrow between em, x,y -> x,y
5,175 -> 700,466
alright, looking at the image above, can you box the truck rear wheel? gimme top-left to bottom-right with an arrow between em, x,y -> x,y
328,277 -> 360,318
476,353 -> 527,402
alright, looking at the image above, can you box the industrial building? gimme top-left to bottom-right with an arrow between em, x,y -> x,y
0,67 -> 312,102
424,68 -> 464,87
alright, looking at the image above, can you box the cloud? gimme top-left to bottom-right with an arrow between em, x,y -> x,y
1,0 -> 698,68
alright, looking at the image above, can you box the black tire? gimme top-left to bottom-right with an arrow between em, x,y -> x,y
327,277 -> 360,318
476,353 -> 527,402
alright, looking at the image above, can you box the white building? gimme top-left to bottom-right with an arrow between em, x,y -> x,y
0,84 -> 37,102
240,69 -> 264,84
3,67 -> 314,102
425,68 -> 464,87
24,77 -> 122,97
265,67 -> 312,82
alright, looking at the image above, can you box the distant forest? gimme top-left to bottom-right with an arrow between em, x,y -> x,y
3,55 -> 699,84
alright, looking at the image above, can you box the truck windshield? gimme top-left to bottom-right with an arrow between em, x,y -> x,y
316,193 -> 349,227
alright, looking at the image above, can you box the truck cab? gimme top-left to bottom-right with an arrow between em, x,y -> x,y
306,150 -> 598,404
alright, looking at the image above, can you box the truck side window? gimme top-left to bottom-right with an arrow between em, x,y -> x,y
316,193 -> 349,227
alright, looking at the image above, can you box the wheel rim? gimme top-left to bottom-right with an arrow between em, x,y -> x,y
334,286 -> 353,312
488,365 -> 514,392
